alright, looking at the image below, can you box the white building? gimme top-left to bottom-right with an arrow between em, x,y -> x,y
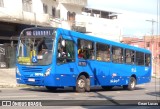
0,0 -> 58,26
0,0 -> 122,68
0,0 -> 122,41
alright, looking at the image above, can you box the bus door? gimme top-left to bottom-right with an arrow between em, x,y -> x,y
55,36 -> 76,86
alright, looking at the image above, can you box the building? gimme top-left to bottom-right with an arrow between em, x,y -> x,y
0,0 -> 59,68
0,0 -> 122,68
122,36 -> 160,76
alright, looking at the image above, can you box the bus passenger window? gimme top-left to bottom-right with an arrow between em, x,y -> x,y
125,49 -> 135,64
136,52 -> 144,65
145,54 -> 151,66
96,43 -> 110,62
78,39 -> 94,60
112,46 -> 123,63
57,38 -> 75,64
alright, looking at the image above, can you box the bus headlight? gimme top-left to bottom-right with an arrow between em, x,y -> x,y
16,67 -> 21,76
44,68 -> 51,76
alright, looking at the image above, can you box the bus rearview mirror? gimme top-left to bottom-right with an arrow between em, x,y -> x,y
61,40 -> 65,47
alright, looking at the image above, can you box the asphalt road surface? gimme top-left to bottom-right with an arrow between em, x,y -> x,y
0,78 -> 159,109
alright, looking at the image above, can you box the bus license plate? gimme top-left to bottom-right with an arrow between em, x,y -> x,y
28,78 -> 35,82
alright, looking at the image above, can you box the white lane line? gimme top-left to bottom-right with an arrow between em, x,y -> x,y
0,95 -> 38,99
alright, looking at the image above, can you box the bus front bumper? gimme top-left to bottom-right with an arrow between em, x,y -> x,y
16,75 -> 57,86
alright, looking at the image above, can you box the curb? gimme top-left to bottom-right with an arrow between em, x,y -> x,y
0,84 -> 29,88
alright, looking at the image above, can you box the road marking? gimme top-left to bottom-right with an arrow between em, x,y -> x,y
0,95 -> 38,99
116,91 -> 120,93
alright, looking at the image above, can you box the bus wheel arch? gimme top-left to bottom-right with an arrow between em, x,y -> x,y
76,72 -> 90,92
123,74 -> 137,90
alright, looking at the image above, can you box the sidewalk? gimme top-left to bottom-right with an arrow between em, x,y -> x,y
0,68 -> 18,88
0,68 -> 159,88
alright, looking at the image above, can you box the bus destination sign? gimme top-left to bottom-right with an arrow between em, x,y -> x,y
23,29 -> 54,37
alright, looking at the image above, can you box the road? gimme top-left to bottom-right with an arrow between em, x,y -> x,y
0,78 -> 159,109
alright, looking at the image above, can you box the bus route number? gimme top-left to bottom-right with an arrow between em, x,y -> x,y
78,61 -> 87,66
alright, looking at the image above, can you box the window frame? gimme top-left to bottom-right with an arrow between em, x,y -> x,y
135,51 -> 145,66
43,3 -> 48,14
111,46 -> 124,64
57,38 -> 75,65
22,0 -> 32,12
146,42 -> 150,47
77,39 -> 95,60
145,53 -> 151,66
124,49 -> 135,64
52,7 -> 56,17
96,42 -> 111,62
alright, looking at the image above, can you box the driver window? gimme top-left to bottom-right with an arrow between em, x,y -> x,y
57,37 -> 75,64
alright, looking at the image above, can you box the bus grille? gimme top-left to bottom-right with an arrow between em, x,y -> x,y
22,67 -> 43,72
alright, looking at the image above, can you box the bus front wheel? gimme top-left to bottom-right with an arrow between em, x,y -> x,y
76,75 -> 90,92
123,77 -> 136,90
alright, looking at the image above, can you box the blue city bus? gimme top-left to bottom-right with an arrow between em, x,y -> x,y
16,27 -> 152,92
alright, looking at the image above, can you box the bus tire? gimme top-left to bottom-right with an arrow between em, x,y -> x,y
102,86 -> 113,90
76,75 -> 88,92
46,86 -> 57,91
86,78 -> 90,92
123,77 -> 136,90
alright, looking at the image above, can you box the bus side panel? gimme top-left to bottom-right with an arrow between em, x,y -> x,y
43,74 -> 61,87
87,61 -> 131,86
108,63 -> 131,86
84,60 -> 111,86
76,60 -> 95,86
76,60 -> 111,86
54,62 -> 77,87
136,66 -> 151,84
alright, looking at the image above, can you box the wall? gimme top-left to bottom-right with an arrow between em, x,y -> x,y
0,0 -> 58,26
0,0 -> 22,19
59,4 -> 82,21
76,14 -> 122,42
33,0 -> 58,15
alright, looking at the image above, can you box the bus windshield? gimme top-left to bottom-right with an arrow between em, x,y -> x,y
17,29 -> 55,65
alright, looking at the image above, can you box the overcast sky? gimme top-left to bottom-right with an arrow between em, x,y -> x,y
87,0 -> 159,36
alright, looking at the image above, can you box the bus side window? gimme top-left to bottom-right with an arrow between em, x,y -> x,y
57,38 -> 75,64
136,52 -> 144,65
125,49 -> 135,64
96,43 -> 110,61
78,39 -> 94,60
112,46 -> 123,63
145,54 -> 151,66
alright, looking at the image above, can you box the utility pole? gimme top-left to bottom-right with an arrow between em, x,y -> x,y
146,19 -> 156,35
146,19 -> 156,76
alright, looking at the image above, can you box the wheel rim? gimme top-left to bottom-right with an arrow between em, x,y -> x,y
131,80 -> 135,88
78,79 -> 85,88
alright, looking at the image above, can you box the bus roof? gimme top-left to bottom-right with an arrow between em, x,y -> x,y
21,27 -> 151,54
57,28 -> 151,54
